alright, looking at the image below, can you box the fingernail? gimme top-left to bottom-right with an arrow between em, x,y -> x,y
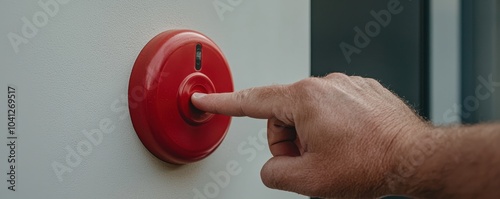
192,93 -> 206,99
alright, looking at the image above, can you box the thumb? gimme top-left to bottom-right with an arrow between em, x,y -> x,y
260,155 -> 319,196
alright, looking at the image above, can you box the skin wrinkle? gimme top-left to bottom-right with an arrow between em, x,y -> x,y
212,96 -> 223,114
269,122 -> 297,148
281,85 -> 297,125
236,88 -> 251,116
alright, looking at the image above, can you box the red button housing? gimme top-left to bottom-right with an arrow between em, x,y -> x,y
128,30 -> 233,164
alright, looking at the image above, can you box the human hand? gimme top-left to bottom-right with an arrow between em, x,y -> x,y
191,73 -> 429,198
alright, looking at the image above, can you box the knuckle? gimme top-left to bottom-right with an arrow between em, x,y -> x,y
260,164 -> 280,189
235,88 -> 250,103
234,89 -> 252,115
350,76 -> 370,89
291,78 -> 323,100
366,78 -> 382,87
325,72 -> 348,79
293,77 -> 323,90
351,75 -> 364,82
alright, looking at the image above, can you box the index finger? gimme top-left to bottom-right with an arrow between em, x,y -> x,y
191,85 -> 292,119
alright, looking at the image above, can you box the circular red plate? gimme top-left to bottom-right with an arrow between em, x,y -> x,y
128,30 -> 233,164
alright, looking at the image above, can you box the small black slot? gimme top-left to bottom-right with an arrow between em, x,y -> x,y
195,44 -> 202,71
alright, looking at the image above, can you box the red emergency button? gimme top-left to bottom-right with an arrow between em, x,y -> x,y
128,30 -> 233,164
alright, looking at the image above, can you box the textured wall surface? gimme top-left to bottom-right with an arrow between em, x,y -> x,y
0,0 -> 309,198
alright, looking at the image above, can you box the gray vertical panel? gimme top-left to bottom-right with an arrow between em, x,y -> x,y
461,0 -> 500,123
311,0 -> 427,117
494,1 -> 500,119
430,0 -> 461,124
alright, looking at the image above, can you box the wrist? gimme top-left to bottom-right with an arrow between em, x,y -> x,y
381,121 -> 439,196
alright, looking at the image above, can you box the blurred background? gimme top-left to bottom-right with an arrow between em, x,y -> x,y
312,0 -> 500,125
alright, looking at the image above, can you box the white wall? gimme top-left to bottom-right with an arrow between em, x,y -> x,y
0,0 -> 309,198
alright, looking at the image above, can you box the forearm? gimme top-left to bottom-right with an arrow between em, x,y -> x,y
389,123 -> 500,198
